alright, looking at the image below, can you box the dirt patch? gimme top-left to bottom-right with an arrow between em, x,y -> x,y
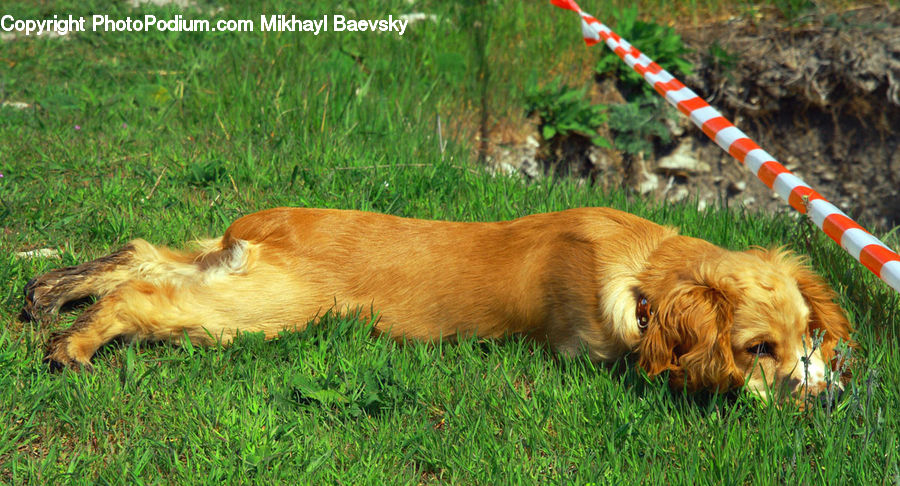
683,4 -> 900,228
491,5 -> 900,230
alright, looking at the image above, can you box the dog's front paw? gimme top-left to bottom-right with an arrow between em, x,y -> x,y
23,276 -> 57,323
43,332 -> 93,372
23,272 -> 75,323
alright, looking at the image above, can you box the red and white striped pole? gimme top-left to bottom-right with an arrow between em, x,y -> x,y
552,0 -> 900,294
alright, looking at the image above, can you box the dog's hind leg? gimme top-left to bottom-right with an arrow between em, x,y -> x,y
23,239 -> 210,323
43,279 -> 209,371
42,237 -> 306,371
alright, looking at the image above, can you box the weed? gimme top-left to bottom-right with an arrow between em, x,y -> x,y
591,8 -> 689,155
185,160 -> 227,187
707,40 -> 740,82
607,97 -> 672,156
525,77 -> 610,147
772,0 -> 817,25
594,7 -> 693,99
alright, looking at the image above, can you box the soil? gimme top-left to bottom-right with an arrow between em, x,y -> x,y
491,4 -> 900,230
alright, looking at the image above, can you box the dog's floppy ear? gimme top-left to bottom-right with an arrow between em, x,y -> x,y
638,282 -> 743,391
748,248 -> 854,362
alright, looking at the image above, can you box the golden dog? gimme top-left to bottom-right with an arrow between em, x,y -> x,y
24,207 -> 852,400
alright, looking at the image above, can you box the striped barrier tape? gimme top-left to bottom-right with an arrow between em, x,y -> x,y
551,0 -> 900,294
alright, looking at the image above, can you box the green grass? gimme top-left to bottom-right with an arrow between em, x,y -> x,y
2,0 -> 899,483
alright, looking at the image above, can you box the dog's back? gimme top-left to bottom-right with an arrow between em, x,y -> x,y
222,207 -> 675,351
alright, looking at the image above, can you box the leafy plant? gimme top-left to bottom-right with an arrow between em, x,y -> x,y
772,0 -> 816,25
185,160 -> 227,187
525,77 -> 610,147
707,40 -> 740,82
595,8 -> 693,97
607,98 -> 672,156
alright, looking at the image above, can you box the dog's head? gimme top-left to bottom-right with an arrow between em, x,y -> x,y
637,247 -> 853,403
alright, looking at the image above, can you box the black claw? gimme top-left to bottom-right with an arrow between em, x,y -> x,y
20,309 -> 36,323
23,278 -> 38,315
21,275 -> 62,323
21,305 -> 41,324
43,356 -> 93,373
24,276 -> 38,297
45,357 -> 67,373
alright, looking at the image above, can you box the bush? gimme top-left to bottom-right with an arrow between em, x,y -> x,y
524,77 -> 610,147
595,8 -> 693,98
607,98 -> 672,156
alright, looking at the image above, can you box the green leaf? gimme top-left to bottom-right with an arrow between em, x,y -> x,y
543,125 -> 557,140
592,136 -> 612,148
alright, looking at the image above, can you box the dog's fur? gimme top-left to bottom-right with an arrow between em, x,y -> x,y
24,207 -> 853,400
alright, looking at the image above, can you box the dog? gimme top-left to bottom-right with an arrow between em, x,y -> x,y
24,207 -> 852,401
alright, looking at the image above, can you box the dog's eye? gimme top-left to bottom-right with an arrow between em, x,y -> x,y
747,342 -> 774,358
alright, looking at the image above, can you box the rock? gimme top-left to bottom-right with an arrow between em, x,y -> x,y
668,186 -> 690,203
727,180 -> 747,194
664,115 -> 691,138
1,30 -> 67,42
489,134 -> 541,180
631,153 -> 659,195
497,162 -> 518,176
16,248 -> 60,259
399,13 -> 439,24
1,101 -> 30,110
588,147 -> 611,172
784,156 -> 799,171
519,157 -> 541,180
638,170 -> 659,195
656,141 -> 711,174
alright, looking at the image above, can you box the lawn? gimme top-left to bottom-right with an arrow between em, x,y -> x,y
2,0 -> 899,483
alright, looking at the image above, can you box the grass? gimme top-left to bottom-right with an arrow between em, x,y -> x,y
1,0 -> 899,483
